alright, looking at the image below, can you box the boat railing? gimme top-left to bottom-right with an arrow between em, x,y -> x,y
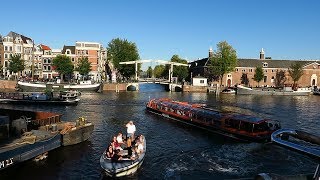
32,115 -> 62,126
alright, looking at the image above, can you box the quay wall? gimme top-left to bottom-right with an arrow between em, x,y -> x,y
182,85 -> 208,93
0,80 -> 17,92
102,83 -> 127,91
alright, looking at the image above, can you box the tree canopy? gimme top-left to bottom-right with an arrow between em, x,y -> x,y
208,41 -> 237,85
107,38 -> 140,79
274,70 -> 286,88
167,55 -> 188,82
240,73 -> 249,86
288,62 -> 304,89
52,55 -> 74,81
154,65 -> 166,78
146,66 -> 153,78
253,66 -> 264,86
8,54 -> 24,79
76,56 -> 92,77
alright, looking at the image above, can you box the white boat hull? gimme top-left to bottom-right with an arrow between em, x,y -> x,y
17,81 -> 101,92
237,85 -> 311,96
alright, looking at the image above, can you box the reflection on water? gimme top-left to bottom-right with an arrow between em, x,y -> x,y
0,83 -> 319,179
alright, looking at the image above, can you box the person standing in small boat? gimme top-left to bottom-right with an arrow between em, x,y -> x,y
126,121 -> 136,141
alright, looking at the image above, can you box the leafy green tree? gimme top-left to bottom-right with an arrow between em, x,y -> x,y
275,70 -> 286,88
166,55 -> 188,82
8,54 -> 25,79
240,73 -> 249,86
288,62 -> 304,89
146,66 -> 153,78
52,55 -> 74,82
208,41 -> 237,86
154,65 -> 166,78
253,66 -> 264,87
76,57 -> 92,80
107,38 -> 140,79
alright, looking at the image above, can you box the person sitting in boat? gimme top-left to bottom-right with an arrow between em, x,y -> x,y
126,121 -> 136,141
111,149 -> 123,162
135,141 -> 144,155
105,145 -> 115,159
111,136 -> 123,150
117,132 -> 124,144
130,148 -> 137,160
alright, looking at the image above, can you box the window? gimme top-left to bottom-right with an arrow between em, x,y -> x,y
5,46 -> 8,51
48,66 -> 51,70
4,54 -> 8,59
264,76 -> 267,83
48,59 -> 51,63
9,46 -> 12,51
249,69 -> 253,72
263,62 -> 268,67
236,68 -> 238,72
200,80 -> 204,83
242,69 -> 246,72
265,70 -> 267,73
66,50 -> 71,54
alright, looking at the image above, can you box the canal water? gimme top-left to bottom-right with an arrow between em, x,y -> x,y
0,83 -> 319,180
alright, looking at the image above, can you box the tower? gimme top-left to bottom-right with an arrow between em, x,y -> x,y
209,47 -> 213,58
260,48 -> 265,60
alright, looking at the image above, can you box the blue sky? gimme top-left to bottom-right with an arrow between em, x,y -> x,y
1,0 -> 320,68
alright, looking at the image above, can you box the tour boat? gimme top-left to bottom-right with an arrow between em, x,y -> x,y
100,135 -> 146,177
146,98 -> 281,142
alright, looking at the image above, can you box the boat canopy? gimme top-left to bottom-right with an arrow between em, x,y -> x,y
226,113 -> 267,124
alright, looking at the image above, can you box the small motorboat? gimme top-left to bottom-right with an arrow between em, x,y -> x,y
100,135 -> 146,177
221,88 -> 236,94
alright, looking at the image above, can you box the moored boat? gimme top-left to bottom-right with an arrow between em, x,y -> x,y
221,88 -> 236,94
146,98 -> 281,142
100,135 -> 146,177
0,91 -> 80,105
237,85 -> 311,96
17,81 -> 101,92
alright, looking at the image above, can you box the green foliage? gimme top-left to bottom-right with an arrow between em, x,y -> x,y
107,38 -> 140,78
275,70 -> 286,88
76,57 -> 92,76
169,55 -> 188,82
52,55 -> 74,80
208,41 -> 237,84
146,66 -> 153,78
240,73 -> 249,86
8,54 -> 25,74
288,62 -> 304,88
253,66 -> 264,86
154,65 -> 166,78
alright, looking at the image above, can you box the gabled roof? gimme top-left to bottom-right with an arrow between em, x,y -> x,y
40,44 -> 51,51
7,31 -> 33,44
61,45 -> 75,54
190,57 -> 318,69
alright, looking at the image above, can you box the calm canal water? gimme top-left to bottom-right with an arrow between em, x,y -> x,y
0,83 -> 319,180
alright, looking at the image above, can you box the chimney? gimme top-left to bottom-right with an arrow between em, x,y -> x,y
209,47 -> 213,58
260,48 -> 265,60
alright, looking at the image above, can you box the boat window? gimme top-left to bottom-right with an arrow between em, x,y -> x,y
253,122 -> 269,132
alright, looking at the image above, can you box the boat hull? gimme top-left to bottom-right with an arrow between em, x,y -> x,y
237,85 -> 311,96
62,123 -> 94,146
17,81 -> 101,92
0,98 -> 80,106
0,130 -> 61,171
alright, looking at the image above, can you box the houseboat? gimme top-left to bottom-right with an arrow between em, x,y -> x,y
0,91 -> 80,105
146,98 -> 281,142
237,85 -> 311,96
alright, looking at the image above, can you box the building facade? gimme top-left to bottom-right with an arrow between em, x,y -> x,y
189,49 -> 320,88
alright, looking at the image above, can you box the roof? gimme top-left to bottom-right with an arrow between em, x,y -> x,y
190,57 -> 318,69
40,44 -> 51,51
227,113 -> 267,124
61,45 -> 75,54
7,31 -> 33,44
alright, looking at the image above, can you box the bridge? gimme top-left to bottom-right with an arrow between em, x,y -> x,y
119,60 -> 187,91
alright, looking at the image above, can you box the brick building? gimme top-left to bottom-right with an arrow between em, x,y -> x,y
189,48 -> 320,88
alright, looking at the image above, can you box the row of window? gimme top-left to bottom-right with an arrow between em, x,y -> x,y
236,68 -> 286,73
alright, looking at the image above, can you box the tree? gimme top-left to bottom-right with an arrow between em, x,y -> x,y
240,73 -> 249,86
154,65 -> 166,78
8,54 -> 25,79
288,62 -> 304,89
76,57 -> 92,80
146,66 -> 153,78
107,38 -> 140,79
253,66 -> 264,87
168,55 -> 188,82
52,55 -> 74,82
274,70 -> 286,88
208,41 -> 237,86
